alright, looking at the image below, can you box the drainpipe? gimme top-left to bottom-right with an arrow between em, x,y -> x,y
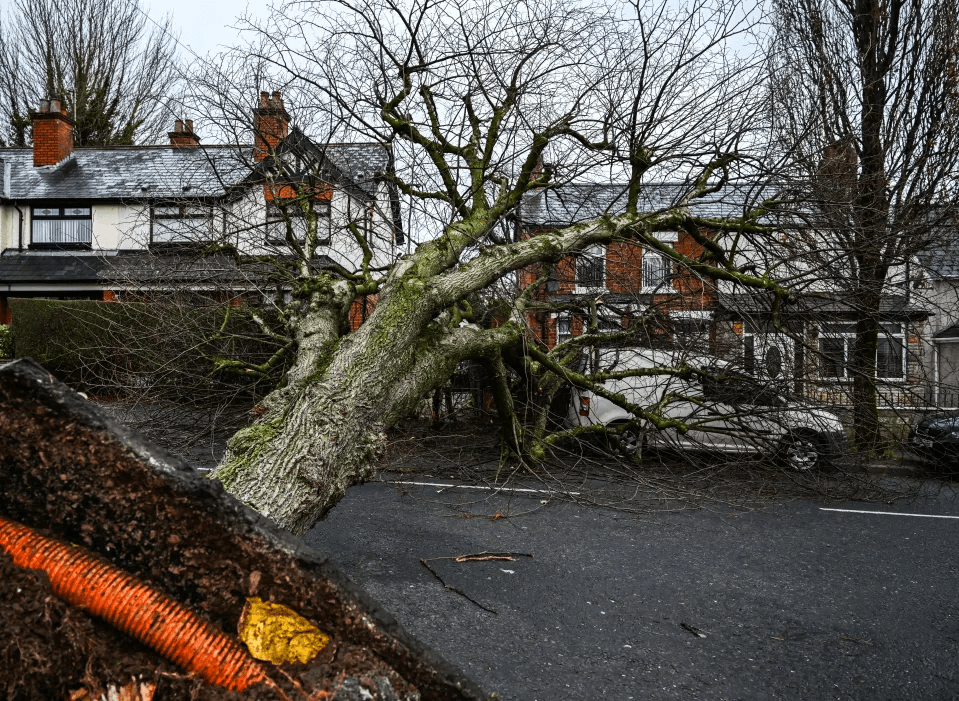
1,160 -> 23,251
15,202 -> 23,251
934,341 -> 940,407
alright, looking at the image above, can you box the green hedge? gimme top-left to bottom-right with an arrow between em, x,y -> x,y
0,324 -> 13,357
9,298 -> 284,400
9,298 -> 145,375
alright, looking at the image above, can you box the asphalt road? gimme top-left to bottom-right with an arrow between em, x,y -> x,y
305,479 -> 959,700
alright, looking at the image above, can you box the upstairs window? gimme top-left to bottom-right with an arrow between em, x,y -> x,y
642,252 -> 671,291
31,206 -> 92,246
266,200 -> 331,245
152,204 -> 215,244
575,245 -> 605,290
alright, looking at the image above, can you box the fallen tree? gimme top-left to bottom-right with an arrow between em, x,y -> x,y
165,0 -> 797,534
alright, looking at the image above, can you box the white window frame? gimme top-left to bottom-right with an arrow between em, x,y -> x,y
555,313 -> 572,346
641,251 -> 673,293
266,199 -> 331,245
819,322 -> 906,381
574,244 -> 606,293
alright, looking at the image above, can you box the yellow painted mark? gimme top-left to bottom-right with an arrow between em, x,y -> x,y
238,597 -> 330,665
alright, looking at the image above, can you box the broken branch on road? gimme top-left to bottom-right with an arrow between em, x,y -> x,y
420,552 -> 535,614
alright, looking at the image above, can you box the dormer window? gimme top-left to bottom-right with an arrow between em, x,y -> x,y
31,205 -> 92,247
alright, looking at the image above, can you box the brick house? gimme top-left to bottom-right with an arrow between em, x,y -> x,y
516,182 -> 943,409
515,183 -> 726,352
0,93 -> 402,327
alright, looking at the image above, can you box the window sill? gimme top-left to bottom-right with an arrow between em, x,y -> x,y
29,243 -> 92,250
265,238 -> 331,246
817,377 -> 908,383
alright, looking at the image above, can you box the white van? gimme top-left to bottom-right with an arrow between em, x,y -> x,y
567,348 -> 847,470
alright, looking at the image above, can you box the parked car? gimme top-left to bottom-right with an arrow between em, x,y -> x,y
907,411 -> 959,470
567,348 -> 848,470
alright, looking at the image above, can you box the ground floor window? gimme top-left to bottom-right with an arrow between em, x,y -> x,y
819,322 -> 905,380
556,314 -> 572,345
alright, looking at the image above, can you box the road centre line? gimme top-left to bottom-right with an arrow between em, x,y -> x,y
821,508 -> 959,520
388,481 -> 580,496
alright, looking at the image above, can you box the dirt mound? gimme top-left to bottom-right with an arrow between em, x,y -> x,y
0,359 -> 486,701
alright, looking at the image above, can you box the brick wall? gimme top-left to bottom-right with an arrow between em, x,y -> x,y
253,92 -> 289,162
348,295 -> 378,331
32,100 -> 74,167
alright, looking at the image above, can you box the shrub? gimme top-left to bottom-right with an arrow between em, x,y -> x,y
0,324 -> 13,358
8,297 -> 283,401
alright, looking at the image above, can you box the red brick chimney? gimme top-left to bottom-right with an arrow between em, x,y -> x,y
31,98 -> 74,167
168,119 -> 200,147
253,91 -> 289,162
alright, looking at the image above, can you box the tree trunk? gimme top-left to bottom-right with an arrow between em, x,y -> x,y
211,271 -> 522,535
852,309 -> 881,451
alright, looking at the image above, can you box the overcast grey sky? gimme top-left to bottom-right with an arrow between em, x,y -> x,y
143,0 -> 266,59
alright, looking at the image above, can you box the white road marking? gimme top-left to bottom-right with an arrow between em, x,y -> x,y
388,481 -> 579,496
821,508 -> 959,520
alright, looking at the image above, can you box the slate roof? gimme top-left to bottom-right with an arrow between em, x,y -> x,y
935,323 -> 959,340
0,252 -> 103,283
516,183 -> 776,227
278,128 -> 392,199
717,292 -> 930,320
918,230 -> 959,279
0,146 -> 251,201
0,139 -> 394,203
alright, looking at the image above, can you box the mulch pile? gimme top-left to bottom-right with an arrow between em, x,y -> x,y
0,359 -> 486,701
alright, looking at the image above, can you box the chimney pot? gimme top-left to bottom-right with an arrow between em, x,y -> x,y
168,116 -> 200,148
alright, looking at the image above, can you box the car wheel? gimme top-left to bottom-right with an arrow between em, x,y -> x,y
779,433 -> 821,471
606,422 -> 642,457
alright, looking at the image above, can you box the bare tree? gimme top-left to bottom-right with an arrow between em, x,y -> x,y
0,0 -> 181,146
767,0 -> 959,450
136,0 -> 801,535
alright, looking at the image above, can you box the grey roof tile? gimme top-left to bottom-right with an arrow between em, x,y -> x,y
0,250 -> 339,286
0,140 -> 392,202
935,323 -> 959,339
718,292 -> 930,319
918,231 -> 959,279
517,183 -> 774,227
0,252 -> 104,282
